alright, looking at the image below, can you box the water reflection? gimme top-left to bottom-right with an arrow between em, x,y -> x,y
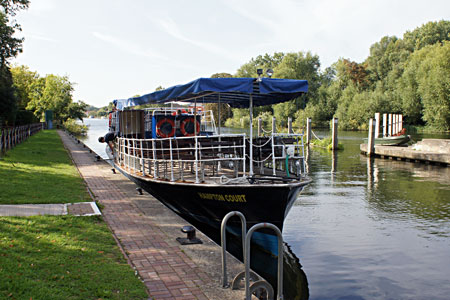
285,131 -> 450,300
81,122 -> 450,299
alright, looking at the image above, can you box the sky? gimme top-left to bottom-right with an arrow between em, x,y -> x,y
13,0 -> 450,108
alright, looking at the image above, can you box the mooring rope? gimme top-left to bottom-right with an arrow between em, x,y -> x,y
311,130 -> 322,141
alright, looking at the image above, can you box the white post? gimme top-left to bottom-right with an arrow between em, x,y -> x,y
374,113 -> 380,138
382,114 -> 387,138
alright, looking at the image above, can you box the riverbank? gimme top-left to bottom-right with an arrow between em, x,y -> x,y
0,130 -> 148,299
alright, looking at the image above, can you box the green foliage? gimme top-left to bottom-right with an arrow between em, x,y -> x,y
310,136 -> 344,150
63,118 -> 88,135
0,11 -> 23,66
14,109 -> 38,125
10,64 -> 39,109
224,108 -> 250,128
0,65 -> 16,125
235,52 -> 285,77
416,42 -> 450,130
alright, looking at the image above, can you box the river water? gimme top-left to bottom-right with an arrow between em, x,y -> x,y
81,119 -> 450,300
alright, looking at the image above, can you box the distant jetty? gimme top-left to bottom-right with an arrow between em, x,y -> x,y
361,139 -> 450,166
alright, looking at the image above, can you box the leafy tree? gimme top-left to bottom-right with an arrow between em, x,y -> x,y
0,0 -> 30,16
26,74 -> 75,122
235,52 -> 285,78
10,64 -> 39,109
0,65 -> 16,124
272,52 -> 321,127
403,20 -> 450,51
416,42 -> 450,130
0,1 -> 29,125
67,101 -> 88,121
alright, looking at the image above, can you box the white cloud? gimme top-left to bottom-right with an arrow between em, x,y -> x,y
92,31 -> 166,60
153,17 -> 242,63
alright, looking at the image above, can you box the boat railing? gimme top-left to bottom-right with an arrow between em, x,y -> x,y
115,131 -> 307,184
249,133 -> 306,179
115,133 -> 246,183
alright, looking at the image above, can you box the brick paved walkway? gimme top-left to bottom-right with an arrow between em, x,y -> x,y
58,131 -> 212,300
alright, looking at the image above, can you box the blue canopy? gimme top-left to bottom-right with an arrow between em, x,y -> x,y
113,77 -> 308,109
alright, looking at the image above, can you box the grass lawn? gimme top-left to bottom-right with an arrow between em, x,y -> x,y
0,215 -> 148,300
0,130 -> 91,204
0,130 -> 149,299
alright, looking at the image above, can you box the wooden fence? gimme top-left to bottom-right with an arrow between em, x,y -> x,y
0,123 -> 44,154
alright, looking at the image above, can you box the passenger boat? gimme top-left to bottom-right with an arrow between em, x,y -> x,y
103,77 -> 311,253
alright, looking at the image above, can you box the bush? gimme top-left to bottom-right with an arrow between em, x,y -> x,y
310,136 -> 344,150
63,119 -> 88,135
15,110 -> 39,125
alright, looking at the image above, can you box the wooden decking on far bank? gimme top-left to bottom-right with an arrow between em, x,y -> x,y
361,139 -> 450,166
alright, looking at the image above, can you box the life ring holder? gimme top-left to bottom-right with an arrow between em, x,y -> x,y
156,118 -> 175,138
180,117 -> 200,136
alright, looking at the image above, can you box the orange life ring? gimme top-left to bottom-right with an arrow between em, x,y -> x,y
180,117 -> 200,136
156,118 -> 175,138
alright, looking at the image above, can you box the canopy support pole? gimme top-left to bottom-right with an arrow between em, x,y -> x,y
249,95 -> 253,177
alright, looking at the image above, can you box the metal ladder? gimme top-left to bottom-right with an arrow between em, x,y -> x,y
221,211 -> 284,300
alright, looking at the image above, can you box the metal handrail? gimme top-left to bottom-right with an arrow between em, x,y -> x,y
245,223 -> 283,300
220,211 -> 246,288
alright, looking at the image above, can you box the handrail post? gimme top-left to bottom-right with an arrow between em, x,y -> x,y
221,211 -> 246,288
245,223 -> 283,300
272,134 -> 276,175
195,135 -> 199,183
169,139 -> 174,181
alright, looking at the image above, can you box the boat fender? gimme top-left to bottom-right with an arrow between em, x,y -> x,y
156,118 -> 175,138
180,117 -> 200,136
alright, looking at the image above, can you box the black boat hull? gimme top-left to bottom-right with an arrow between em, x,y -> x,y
115,164 -> 309,234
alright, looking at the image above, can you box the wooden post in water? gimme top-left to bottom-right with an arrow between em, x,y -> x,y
306,118 -> 311,145
374,113 -> 380,138
382,114 -> 387,138
288,117 -> 293,134
272,117 -> 276,134
332,118 -> 338,151
368,118 -> 375,156
257,117 -> 262,137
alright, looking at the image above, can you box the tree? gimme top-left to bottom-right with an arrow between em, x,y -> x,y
10,64 -> 40,109
235,52 -> 285,78
0,1 -> 29,125
0,0 -> 30,16
416,42 -> 450,130
67,101 -> 88,122
272,51 -> 322,127
26,74 -> 76,122
0,65 -> 16,124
